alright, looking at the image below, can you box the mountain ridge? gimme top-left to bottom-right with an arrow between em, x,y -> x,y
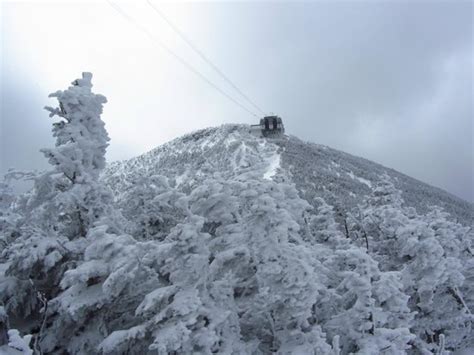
104,124 -> 473,227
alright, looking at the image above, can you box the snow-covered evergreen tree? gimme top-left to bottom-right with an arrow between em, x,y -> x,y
119,175 -> 187,241
43,72 -> 109,179
39,71 -> 113,238
92,178 -> 337,354
353,176 -> 472,352
323,246 -> 414,354
238,180 -> 333,354
42,224 -> 164,353
308,197 -> 347,248
0,73 -> 118,353
306,190 -> 415,354
48,179 -> 244,354
0,180 -> 21,252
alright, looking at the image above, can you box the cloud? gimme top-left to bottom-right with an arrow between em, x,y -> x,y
1,1 -> 472,201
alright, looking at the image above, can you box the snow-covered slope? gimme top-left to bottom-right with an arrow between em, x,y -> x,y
5,72 -> 472,354
104,124 -> 472,227
3,123 -> 473,354
104,125 -> 283,194
96,124 -> 474,353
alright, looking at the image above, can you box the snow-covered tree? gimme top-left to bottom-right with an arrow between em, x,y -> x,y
39,72 -> 113,237
119,175 -> 187,241
232,180 -> 333,354
323,246 -> 414,354
134,214 -> 244,354
43,72 -> 109,180
0,180 -> 21,252
1,72 -> 471,354
0,73 -> 119,353
307,197 -> 349,251
48,179 -> 246,354
306,188 -> 415,354
91,178 -> 337,354
40,224 -> 164,353
352,176 -> 472,352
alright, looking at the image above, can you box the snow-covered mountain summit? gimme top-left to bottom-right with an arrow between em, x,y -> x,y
3,75 -> 472,354
104,124 -> 285,195
95,124 -> 474,354
104,124 -> 472,227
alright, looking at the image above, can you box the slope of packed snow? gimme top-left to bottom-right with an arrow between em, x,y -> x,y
262,149 -> 281,180
104,124 -> 472,227
104,125 -> 286,198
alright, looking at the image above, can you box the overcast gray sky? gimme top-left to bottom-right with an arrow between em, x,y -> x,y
1,1 -> 473,202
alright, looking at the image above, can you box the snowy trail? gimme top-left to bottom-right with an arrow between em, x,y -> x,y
104,125 -> 287,194
213,126 -> 284,182
260,139 -> 281,180
235,132 -> 282,181
263,153 -> 280,180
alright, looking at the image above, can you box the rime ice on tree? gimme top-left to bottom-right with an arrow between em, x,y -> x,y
43,72 -> 109,182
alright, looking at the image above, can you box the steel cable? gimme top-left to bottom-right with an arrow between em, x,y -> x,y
146,0 -> 266,116
107,0 -> 260,118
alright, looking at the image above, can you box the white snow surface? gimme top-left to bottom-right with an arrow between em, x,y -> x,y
0,330 -> 32,355
346,170 -> 372,188
263,151 -> 281,180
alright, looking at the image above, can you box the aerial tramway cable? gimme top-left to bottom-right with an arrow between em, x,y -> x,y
146,0 -> 266,116
107,1 -> 259,118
